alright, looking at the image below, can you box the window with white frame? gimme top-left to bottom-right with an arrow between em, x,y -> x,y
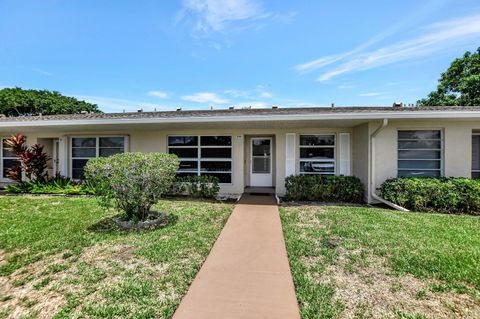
397,130 -> 442,177
472,133 -> 480,178
1,138 -> 17,179
168,135 -> 232,183
299,135 -> 335,175
71,136 -> 126,179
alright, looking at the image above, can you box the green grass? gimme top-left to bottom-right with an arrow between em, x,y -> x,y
0,196 -> 111,276
280,205 -> 480,319
0,196 -> 233,319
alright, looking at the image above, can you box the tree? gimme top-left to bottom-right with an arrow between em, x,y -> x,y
0,87 -> 100,116
418,47 -> 480,106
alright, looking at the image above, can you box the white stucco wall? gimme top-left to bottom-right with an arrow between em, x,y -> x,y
372,120 -> 480,200
352,123 -> 370,201
5,119 -> 479,201
7,127 -> 353,196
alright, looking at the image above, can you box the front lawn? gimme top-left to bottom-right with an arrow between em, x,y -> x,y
0,196 -> 233,319
280,205 -> 480,319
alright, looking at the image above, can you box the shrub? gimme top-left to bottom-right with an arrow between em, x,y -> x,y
4,134 -> 50,182
84,152 -> 179,221
284,175 -> 364,203
379,177 -> 480,215
169,175 -> 220,198
4,175 -> 95,195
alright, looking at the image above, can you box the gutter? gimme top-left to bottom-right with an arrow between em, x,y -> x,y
2,110 -> 480,128
369,119 -> 409,212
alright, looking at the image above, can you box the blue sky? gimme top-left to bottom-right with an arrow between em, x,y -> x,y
1,0 -> 479,112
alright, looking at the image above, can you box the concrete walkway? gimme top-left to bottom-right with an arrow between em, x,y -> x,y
172,194 -> 300,319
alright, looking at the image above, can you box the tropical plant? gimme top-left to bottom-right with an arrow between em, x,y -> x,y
5,133 -> 50,182
4,175 -> 94,195
84,152 -> 179,221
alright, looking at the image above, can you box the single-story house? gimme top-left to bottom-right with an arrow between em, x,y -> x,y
1,105 -> 480,203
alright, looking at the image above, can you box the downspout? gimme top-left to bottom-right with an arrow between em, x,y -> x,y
369,119 -> 410,211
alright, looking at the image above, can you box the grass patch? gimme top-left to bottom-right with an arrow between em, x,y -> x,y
280,205 -> 480,318
0,196 -> 233,318
0,196 -> 109,276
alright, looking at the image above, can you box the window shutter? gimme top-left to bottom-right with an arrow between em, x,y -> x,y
285,133 -> 296,177
59,136 -> 68,177
339,133 -> 351,176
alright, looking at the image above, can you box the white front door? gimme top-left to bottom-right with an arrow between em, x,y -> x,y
250,137 -> 273,187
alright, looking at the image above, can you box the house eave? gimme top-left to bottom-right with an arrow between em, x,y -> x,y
1,110 -> 480,128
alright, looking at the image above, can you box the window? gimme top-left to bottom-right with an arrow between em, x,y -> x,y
299,134 -> 335,175
397,130 -> 442,177
71,136 -> 126,179
2,138 -> 17,179
472,134 -> 480,178
168,135 -> 232,183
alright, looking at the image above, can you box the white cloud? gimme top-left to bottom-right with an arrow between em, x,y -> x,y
358,92 -> 384,97
31,68 -> 53,76
294,12 -> 414,73
314,14 -> 480,81
255,84 -> 273,98
235,101 -> 269,109
178,0 -> 266,34
295,54 -> 354,74
74,95 -> 168,113
181,92 -> 229,104
223,89 -> 251,98
337,84 -> 355,89
295,0 -> 452,74
259,91 -> 272,98
147,91 -> 168,98
224,85 -> 273,99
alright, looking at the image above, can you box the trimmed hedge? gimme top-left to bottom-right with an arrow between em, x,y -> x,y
284,175 -> 364,203
379,177 -> 480,215
169,175 -> 220,198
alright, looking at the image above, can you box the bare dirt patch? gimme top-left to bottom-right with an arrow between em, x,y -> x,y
291,205 -> 327,231
0,249 -> 8,269
0,257 -> 66,319
322,249 -> 480,319
0,243 -> 170,319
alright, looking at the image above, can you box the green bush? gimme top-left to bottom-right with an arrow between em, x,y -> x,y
84,152 -> 179,221
4,175 -> 94,195
284,175 -> 364,203
169,175 -> 220,198
379,177 -> 480,215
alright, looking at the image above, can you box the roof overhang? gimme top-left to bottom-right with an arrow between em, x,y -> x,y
1,110 -> 480,129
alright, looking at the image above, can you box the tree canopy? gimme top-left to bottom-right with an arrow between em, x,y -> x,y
0,87 -> 100,116
418,47 -> 480,106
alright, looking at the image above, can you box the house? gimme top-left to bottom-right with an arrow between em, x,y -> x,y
1,105 -> 480,203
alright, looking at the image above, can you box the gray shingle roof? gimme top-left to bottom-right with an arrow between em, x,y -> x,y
1,105 -> 480,123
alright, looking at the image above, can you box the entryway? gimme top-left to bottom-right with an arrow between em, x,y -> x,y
248,136 -> 274,187
37,137 -> 60,177
244,186 -> 275,195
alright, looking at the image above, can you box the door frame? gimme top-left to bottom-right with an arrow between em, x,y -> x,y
52,139 -> 60,176
250,137 -> 273,187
